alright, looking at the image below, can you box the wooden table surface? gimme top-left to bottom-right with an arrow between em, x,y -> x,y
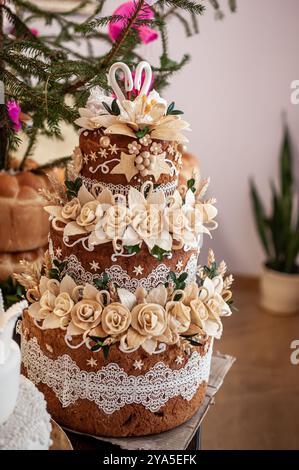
202,276 -> 299,450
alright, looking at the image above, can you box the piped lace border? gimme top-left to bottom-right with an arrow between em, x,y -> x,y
21,334 -> 212,414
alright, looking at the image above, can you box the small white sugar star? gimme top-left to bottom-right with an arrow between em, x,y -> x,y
133,360 -> 144,370
83,154 -> 89,164
45,344 -> 53,354
55,247 -> 62,258
90,151 -> 97,162
133,265 -> 144,276
90,261 -> 100,272
176,260 -> 183,271
109,144 -> 119,155
175,355 -> 184,365
87,357 -> 97,368
99,148 -> 108,159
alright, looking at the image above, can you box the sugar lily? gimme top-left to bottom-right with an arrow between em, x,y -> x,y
122,187 -> 172,252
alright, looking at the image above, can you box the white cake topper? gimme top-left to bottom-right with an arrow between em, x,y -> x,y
108,61 -> 153,103
0,290 -> 27,364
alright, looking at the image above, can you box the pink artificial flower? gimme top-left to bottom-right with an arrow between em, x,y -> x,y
8,27 -> 39,37
29,28 -> 39,37
109,1 -> 158,44
7,100 -> 22,131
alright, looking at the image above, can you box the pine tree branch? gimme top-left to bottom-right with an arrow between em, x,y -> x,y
62,0 -> 146,95
31,155 -> 71,173
0,1 -> 9,169
1,0 -> 235,169
191,11 -> 199,33
228,0 -> 237,12
101,0 -> 146,69
19,127 -> 38,170
173,11 -> 193,36
159,0 -> 205,15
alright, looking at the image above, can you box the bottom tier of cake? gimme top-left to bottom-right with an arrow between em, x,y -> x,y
21,311 -> 213,437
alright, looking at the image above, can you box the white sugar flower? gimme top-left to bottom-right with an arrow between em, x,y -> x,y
122,187 -> 172,252
86,87 -> 114,116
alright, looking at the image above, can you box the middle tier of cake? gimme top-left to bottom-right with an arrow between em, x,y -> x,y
49,226 -> 199,293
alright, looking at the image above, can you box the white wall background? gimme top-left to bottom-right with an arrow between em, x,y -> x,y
28,0 -> 299,275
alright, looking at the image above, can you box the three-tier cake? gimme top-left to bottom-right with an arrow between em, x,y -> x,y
17,61 -> 234,437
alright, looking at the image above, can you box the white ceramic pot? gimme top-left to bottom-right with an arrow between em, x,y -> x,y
260,265 -> 299,315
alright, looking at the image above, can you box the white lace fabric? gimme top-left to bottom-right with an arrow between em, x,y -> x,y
81,176 -> 178,197
0,375 -> 52,450
21,334 -> 213,415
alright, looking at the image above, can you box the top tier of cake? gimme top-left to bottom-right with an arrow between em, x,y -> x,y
79,129 -> 182,198
74,61 -> 189,198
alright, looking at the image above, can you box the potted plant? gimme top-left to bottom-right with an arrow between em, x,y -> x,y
250,126 -> 299,315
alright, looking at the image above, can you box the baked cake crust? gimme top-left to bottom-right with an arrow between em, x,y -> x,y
21,310 -> 210,437
79,130 -> 181,192
49,226 -> 199,291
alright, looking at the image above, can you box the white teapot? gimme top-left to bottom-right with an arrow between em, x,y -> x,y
0,291 -> 27,425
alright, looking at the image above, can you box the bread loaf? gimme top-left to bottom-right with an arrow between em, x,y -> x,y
0,171 -> 50,252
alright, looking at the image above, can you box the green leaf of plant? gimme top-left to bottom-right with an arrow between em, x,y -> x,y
74,177 -> 82,190
102,101 -> 112,114
166,101 -> 175,114
178,272 -> 188,282
169,109 -> 184,115
250,179 -> 271,258
91,344 -> 102,352
94,273 -> 109,290
102,345 -> 110,359
64,180 -> 74,190
111,99 -> 120,116
49,268 -> 60,280
151,245 -> 171,261
280,127 -> 293,198
174,293 -> 183,301
124,244 -> 141,255
187,178 -> 195,189
88,335 -> 103,343
135,127 -> 150,139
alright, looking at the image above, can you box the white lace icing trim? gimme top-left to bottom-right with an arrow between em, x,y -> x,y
81,176 -> 178,197
21,335 -> 212,414
58,253 -> 198,292
0,375 -> 52,450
